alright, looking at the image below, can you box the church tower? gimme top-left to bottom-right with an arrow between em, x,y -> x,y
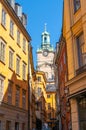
36,24 -> 56,91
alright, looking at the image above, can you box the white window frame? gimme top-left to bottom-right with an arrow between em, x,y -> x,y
23,38 -> 26,53
9,48 -> 14,70
16,56 -> 20,75
0,75 -> 4,102
17,30 -> 20,45
0,38 -> 6,63
22,62 -> 26,80
10,19 -> 14,37
1,9 -> 6,27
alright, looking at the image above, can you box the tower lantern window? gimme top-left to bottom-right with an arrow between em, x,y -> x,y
44,37 -> 47,43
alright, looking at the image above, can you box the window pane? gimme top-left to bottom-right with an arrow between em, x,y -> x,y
10,20 -> 14,36
0,39 -> 5,63
2,9 -> 6,27
15,86 -> 20,107
9,49 -> 13,69
8,81 -> 13,104
77,33 -> 84,67
22,90 -> 26,109
74,0 -> 80,12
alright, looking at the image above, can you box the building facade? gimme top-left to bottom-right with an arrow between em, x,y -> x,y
0,0 -> 31,130
54,37 -> 71,130
63,0 -> 86,130
36,25 -> 57,129
29,45 -> 36,130
35,71 -> 47,129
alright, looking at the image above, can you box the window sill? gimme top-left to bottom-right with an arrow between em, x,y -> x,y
23,50 -> 26,55
9,67 -> 14,72
16,73 -> 20,77
74,7 -> 81,15
0,60 -> 5,65
1,23 -> 7,31
9,33 -> 14,40
17,43 -> 21,48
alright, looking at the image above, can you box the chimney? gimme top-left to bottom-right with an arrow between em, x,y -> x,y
8,0 -> 15,9
22,13 -> 27,28
15,3 -> 22,20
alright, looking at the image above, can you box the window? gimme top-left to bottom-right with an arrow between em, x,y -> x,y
1,9 -> 6,27
47,94 -> 50,98
37,87 -> 41,96
48,113 -> 51,119
37,76 -> 41,82
6,121 -> 11,130
15,122 -> 19,130
10,20 -> 14,37
48,103 -> 51,109
8,81 -> 13,104
0,121 -> 1,130
22,62 -> 26,80
22,90 -> 26,109
9,48 -> 14,69
15,86 -> 20,107
17,30 -> 20,45
23,38 -> 26,52
63,53 -> 66,64
22,123 -> 25,130
74,0 -> 80,12
16,56 -> 20,75
78,97 -> 86,130
0,75 -> 4,102
77,33 -> 84,67
0,38 -> 6,63
44,37 -> 47,43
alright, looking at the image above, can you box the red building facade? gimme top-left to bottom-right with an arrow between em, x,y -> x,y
55,37 -> 71,130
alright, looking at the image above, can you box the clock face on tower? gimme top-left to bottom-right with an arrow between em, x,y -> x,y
43,49 -> 48,57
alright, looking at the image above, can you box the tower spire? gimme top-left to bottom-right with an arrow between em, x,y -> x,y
44,23 -> 47,32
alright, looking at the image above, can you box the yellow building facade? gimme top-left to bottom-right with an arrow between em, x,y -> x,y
46,91 -> 56,128
63,0 -> 86,130
0,0 -> 31,130
35,71 -> 47,128
29,45 -> 36,130
35,71 -> 57,129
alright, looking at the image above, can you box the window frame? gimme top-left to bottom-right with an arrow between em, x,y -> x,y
22,89 -> 26,109
7,81 -> 13,104
16,55 -> 20,76
22,62 -> 26,80
1,9 -> 6,28
10,19 -> 14,37
0,75 -> 5,102
0,38 -> 6,63
9,48 -> 14,70
15,86 -> 20,107
76,33 -> 84,67
22,38 -> 26,53
74,0 -> 81,13
17,30 -> 20,46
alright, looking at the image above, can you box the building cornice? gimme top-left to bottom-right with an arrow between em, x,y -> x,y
1,0 -> 31,42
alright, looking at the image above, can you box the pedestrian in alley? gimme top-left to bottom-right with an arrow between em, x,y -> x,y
42,123 -> 51,130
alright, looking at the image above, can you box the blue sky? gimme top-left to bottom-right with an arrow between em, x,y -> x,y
16,0 -> 63,68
